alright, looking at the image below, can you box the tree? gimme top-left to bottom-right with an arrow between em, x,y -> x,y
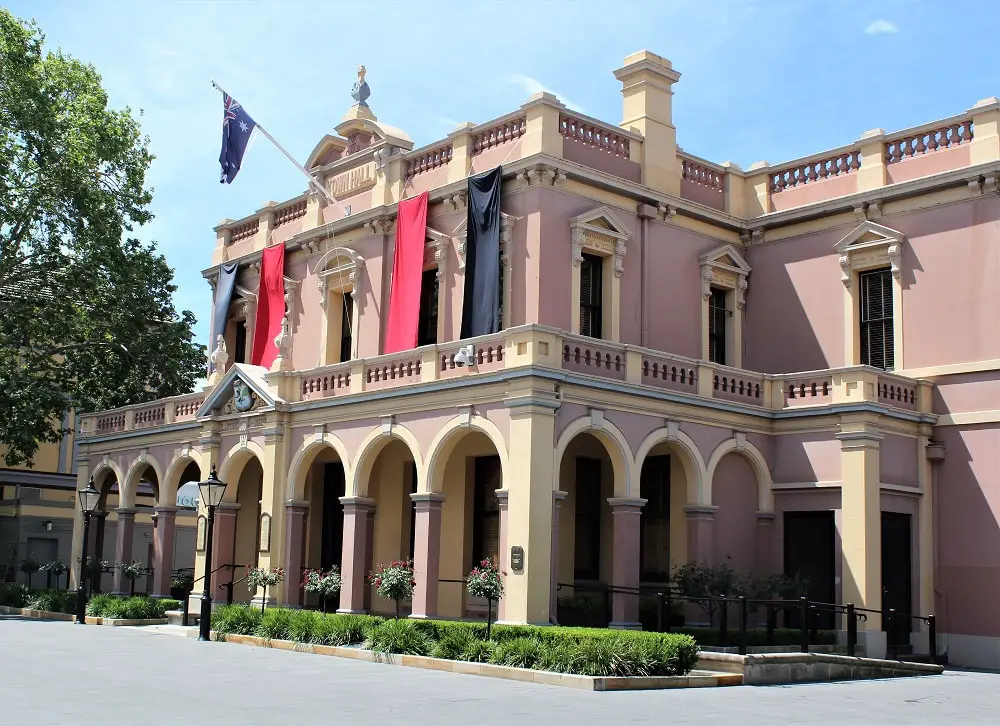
0,10 -> 205,466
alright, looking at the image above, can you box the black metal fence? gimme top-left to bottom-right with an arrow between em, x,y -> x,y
556,582 -> 938,663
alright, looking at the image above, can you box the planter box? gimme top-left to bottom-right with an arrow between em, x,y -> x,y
213,633 -> 738,691
0,605 -> 74,621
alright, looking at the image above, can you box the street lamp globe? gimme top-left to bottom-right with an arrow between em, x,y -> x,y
197,465 -> 228,509
78,479 -> 100,513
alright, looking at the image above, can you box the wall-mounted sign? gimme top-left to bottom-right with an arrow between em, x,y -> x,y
176,482 -> 200,509
510,546 -> 524,573
196,515 -> 207,552
259,513 -> 271,553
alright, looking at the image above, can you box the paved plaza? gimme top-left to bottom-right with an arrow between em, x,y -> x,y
1,615 -> 998,725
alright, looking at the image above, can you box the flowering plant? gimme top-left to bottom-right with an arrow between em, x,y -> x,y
369,559 -> 415,618
40,560 -> 68,575
246,566 -> 285,590
302,567 -> 342,612
466,558 -> 504,601
117,560 -> 145,581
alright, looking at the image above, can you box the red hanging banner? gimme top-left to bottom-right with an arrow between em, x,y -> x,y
384,191 -> 429,353
251,243 -> 286,369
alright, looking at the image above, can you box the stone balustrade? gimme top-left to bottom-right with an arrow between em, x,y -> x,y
559,114 -> 631,159
78,327 -> 931,439
405,144 -> 453,178
884,117 -> 974,164
770,147 -> 863,192
230,219 -> 259,243
273,199 -> 307,227
471,116 -> 526,155
680,155 -> 725,191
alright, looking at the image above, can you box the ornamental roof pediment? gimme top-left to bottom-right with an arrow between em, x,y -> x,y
196,363 -> 280,418
699,244 -> 751,274
569,206 -> 631,240
835,221 -> 905,253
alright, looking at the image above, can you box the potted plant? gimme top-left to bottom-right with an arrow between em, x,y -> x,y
466,558 -> 504,639
369,559 -> 415,619
19,559 -> 39,589
245,566 -> 285,613
40,560 -> 68,590
117,560 -> 145,596
301,567 -> 342,613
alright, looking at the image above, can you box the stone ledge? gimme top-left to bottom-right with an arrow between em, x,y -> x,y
215,633 -> 739,691
697,651 -> 944,685
0,605 -> 74,622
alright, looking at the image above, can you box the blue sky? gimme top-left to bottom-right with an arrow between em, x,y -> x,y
9,0 -> 999,353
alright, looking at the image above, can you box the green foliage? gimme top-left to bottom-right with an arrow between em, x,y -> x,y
0,9 -> 204,466
83,594 -> 172,619
366,618 -> 432,656
458,638 -> 496,663
287,609 -> 321,643
257,608 -> 293,641
309,613 -> 380,646
430,627 -> 479,660
85,593 -> 113,616
157,598 -> 182,612
488,637 -> 544,669
0,582 -> 29,607
211,604 -> 263,636
24,589 -> 74,613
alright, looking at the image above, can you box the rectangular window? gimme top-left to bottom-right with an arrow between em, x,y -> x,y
574,457 -> 602,580
339,294 -> 354,363
579,253 -> 604,339
234,320 -> 247,364
417,269 -> 439,347
471,456 -> 502,568
708,288 -> 727,365
640,455 -> 671,582
860,268 -> 894,370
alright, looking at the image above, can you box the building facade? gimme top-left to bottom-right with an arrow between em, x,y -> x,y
71,51 -> 999,666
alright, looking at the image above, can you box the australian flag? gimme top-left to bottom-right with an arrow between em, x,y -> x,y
219,93 -> 257,184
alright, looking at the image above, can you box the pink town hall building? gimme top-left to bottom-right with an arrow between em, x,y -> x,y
70,52 -> 1000,668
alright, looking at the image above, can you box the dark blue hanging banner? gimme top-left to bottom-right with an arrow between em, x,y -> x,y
460,166 -> 502,339
209,261 -> 239,369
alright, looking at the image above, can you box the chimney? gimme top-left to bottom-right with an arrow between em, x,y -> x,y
614,51 -> 682,196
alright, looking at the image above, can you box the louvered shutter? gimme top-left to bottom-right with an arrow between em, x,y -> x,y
579,254 -> 604,339
860,269 -> 894,370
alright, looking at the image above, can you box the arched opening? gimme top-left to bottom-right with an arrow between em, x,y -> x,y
431,429 -> 504,621
232,457 -> 264,603
89,468 -> 120,594
556,433 -> 616,624
300,446 -> 347,610
637,442 -> 690,585
213,452 -> 264,605
163,460 -> 201,599
365,438 -> 419,616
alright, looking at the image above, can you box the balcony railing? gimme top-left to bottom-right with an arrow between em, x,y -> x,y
78,327 -> 930,438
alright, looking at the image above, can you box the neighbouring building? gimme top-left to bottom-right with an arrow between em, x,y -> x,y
70,52 -> 999,667
2,413 -> 197,594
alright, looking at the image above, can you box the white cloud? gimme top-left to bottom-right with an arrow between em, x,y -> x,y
865,19 -> 899,35
503,74 -> 585,114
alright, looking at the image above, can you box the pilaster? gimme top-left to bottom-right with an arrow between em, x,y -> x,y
257,426 -> 288,574
151,506 -> 178,598
549,490 -> 567,622
857,129 -> 887,191
338,497 -> 375,614
969,96 -> 1000,165
519,93 -> 565,158
447,122 -> 475,183
282,501 -> 309,606
608,497 -> 645,629
684,504 -> 717,565
410,493 -> 445,619
112,508 -> 136,595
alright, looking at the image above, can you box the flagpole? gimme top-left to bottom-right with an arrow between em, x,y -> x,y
212,81 -> 336,205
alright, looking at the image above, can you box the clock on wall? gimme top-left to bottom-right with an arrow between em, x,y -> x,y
232,379 -> 255,413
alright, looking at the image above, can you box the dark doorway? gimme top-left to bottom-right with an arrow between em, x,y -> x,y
784,511 -> 836,629
574,458 -> 602,581
639,455 -> 671,582
881,511 -> 912,646
320,463 -> 345,571
471,456 -> 502,568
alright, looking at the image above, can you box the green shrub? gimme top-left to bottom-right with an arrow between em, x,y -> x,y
571,637 -> 625,676
101,598 -> 129,619
158,598 -> 182,612
86,594 -> 114,616
311,612 -> 381,646
256,608 -> 293,641
430,627 -> 479,660
288,610 -> 321,643
0,583 -> 30,607
367,618 -> 432,655
489,637 -> 545,669
458,638 -> 496,663
212,604 -> 262,636
24,590 -> 74,614
537,642 -> 579,673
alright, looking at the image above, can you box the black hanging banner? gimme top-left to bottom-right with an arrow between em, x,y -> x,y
210,261 -> 239,370
460,166 -> 503,339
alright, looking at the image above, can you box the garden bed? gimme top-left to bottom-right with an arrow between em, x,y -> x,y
211,605 -> 701,685
214,632 -> 738,691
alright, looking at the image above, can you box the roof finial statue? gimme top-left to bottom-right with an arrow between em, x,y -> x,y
351,65 -> 370,108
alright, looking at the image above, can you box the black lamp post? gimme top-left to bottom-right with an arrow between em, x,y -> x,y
75,479 -> 101,624
197,465 -> 228,641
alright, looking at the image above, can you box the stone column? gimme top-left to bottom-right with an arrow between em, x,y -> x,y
495,490 -> 509,622
838,423 -> 886,658
549,491 -> 567,623
210,504 -> 239,603
112,509 -> 136,595
608,498 -> 645,629
282,501 -> 309,607
410,493 -> 444,619
338,497 -> 374,614
684,505 -> 717,565
364,508 -> 376,612
151,506 -> 178,598
93,511 -> 109,592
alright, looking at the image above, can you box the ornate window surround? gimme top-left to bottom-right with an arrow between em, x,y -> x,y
569,206 -> 630,342
699,244 -> 751,368
835,221 -> 905,369
424,225 -> 451,343
453,212 -> 516,330
315,246 -> 365,364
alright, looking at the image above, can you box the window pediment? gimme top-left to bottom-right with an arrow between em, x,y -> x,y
570,206 -> 631,277
835,221 -> 904,288
699,244 -> 751,308
453,212 -> 516,270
